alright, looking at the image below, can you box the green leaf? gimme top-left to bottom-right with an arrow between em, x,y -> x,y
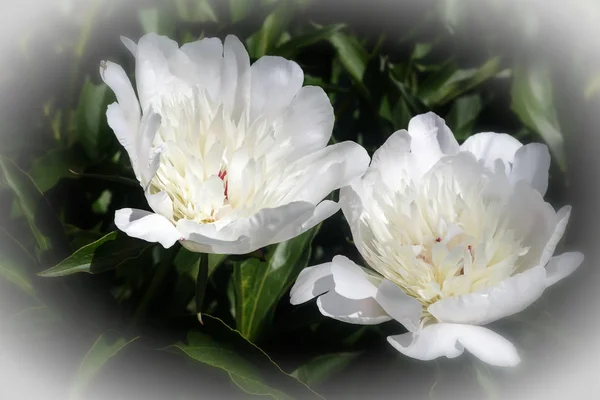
66,171 -> 139,188
418,57 -> 502,107
76,78 -> 108,160
511,61 -> 566,169
446,94 -> 483,140
38,231 -> 150,277
474,364 -> 500,400
168,315 -> 322,400
229,0 -> 257,23
291,352 -> 362,388
0,230 -> 38,298
391,97 -> 413,131
411,42 -> 434,61
0,156 -> 69,263
234,226 -> 320,342
174,0 -> 218,23
71,334 -> 139,399
91,190 -> 112,214
328,32 -> 368,86
29,147 -> 87,192
247,1 -> 293,58
65,225 -> 104,250
175,247 -> 228,278
274,24 -> 346,58
138,7 -> 175,37
195,253 -> 209,323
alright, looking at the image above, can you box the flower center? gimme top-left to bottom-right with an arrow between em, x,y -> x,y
147,90 -> 241,224
146,89 -> 285,225
361,167 -> 529,309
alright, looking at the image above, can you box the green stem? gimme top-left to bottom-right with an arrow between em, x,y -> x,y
195,253 -> 209,324
132,246 -> 178,326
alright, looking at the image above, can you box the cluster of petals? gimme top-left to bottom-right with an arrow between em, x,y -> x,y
100,33 -> 369,255
291,112 -> 583,366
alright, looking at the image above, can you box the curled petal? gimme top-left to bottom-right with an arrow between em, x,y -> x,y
509,143 -> 551,196
145,190 -> 173,220
428,266 -> 546,326
375,280 -> 423,332
290,263 -> 334,305
115,208 -> 180,248
407,112 -> 459,176
330,256 -> 381,300
99,61 -> 140,126
250,56 -> 304,122
275,86 -> 334,162
387,323 -> 520,367
539,205 -> 571,267
282,141 -> 371,205
317,291 -> 392,325
545,252 -> 584,288
177,201 -> 333,255
460,132 -> 522,175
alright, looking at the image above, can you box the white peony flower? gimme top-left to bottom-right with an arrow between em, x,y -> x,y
99,33 -> 369,254
290,112 -> 583,367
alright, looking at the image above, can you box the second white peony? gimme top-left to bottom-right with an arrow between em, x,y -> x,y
290,112 -> 583,367
100,33 -> 369,254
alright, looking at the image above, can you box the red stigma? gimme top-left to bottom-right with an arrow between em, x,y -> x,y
218,170 -> 228,199
435,237 -> 441,243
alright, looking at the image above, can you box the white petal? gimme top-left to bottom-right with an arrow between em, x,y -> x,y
271,200 -> 340,244
179,37 -> 224,99
221,35 -> 250,122
136,110 -> 163,187
275,86 -> 334,162
369,130 -> 416,190
176,201 -> 316,255
545,252 -> 584,287
281,141 -> 370,205
134,33 -> 189,112
120,35 -> 137,56
371,130 -> 412,168
114,208 -> 180,248
317,291 -> 392,325
290,263 -> 334,305
407,112 -> 459,175
145,190 -> 173,220
503,180 -> 557,270
178,231 -> 248,255
250,56 -> 304,122
388,323 -> 520,367
106,103 -> 138,172
539,205 -> 571,267
460,132 -> 523,174
509,143 -> 551,196
100,61 -> 140,126
374,280 -> 423,332
428,266 -> 547,326
339,184 -> 363,229
330,256 -> 380,300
